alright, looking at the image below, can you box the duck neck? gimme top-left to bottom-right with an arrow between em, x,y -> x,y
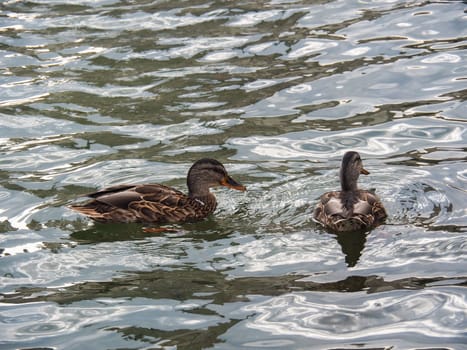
187,165 -> 223,215
189,191 -> 217,214
340,169 -> 358,192
188,177 -> 210,197
187,178 -> 215,203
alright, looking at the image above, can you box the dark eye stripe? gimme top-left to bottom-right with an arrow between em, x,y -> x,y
200,165 -> 225,175
214,167 -> 226,176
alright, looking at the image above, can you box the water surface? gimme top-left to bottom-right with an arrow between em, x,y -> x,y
1,0 -> 466,349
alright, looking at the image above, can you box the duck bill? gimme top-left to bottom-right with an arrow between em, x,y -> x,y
360,167 -> 370,175
220,176 -> 246,191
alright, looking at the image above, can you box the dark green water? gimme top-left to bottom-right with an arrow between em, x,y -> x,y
0,0 -> 466,349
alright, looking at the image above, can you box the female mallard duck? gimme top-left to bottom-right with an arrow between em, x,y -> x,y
313,151 -> 387,232
69,158 -> 246,224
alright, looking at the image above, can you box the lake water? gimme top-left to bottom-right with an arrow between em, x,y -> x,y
1,0 -> 466,349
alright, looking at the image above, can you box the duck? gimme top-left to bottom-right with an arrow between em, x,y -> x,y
68,158 -> 246,224
313,151 -> 387,232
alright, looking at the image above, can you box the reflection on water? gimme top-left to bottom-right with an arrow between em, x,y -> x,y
0,0 -> 466,349
2,267 -> 465,348
239,287 -> 467,349
333,231 -> 367,268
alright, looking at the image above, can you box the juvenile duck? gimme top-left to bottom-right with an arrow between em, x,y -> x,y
313,151 -> 387,232
69,158 -> 246,224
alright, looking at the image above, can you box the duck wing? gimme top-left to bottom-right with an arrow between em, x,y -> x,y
88,184 -> 184,209
70,184 -> 211,223
357,190 -> 387,224
313,191 -> 341,223
127,184 -> 208,223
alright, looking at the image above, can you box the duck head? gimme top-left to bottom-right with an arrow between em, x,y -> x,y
187,158 -> 246,197
340,151 -> 369,192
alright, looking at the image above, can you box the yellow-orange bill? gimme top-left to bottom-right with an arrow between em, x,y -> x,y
220,176 -> 246,191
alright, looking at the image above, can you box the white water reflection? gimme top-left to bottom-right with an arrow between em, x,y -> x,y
286,40 -> 338,59
237,287 -> 466,347
229,117 -> 465,160
0,297 -> 221,346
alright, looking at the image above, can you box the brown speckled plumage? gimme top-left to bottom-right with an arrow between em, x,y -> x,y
69,159 -> 245,224
313,151 -> 387,233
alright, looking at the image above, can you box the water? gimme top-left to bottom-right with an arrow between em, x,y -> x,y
0,0 -> 466,349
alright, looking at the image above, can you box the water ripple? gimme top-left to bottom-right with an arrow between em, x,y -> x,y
229,117 -> 465,160
240,287 -> 466,345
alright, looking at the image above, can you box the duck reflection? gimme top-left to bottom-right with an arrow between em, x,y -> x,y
69,216 -> 237,243
70,222 -> 155,243
332,230 -> 367,267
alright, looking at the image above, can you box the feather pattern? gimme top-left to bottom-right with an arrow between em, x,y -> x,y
68,158 -> 245,224
313,151 -> 387,232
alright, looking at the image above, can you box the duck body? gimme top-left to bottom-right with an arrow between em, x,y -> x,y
69,158 -> 245,224
69,183 -> 217,224
313,151 -> 387,233
314,189 -> 387,232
